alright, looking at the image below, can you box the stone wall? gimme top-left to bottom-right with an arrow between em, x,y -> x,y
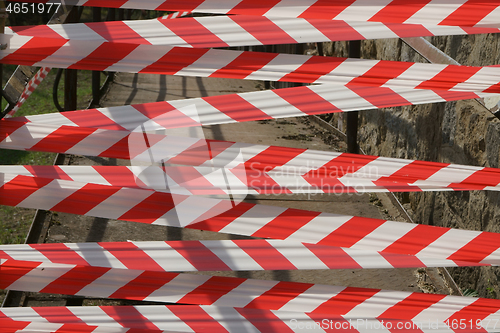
324,35 -> 500,298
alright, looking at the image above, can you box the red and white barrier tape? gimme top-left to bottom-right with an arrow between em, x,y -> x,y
4,67 -> 51,118
3,122 -> 500,193
2,301 -> 500,332
161,11 -> 191,19
2,160 -> 500,197
2,173 -> 500,265
14,84 -> 490,133
0,318 -> 154,333
0,240 -> 485,271
3,34 -> 500,92
8,16 -> 500,49
14,0 -> 500,28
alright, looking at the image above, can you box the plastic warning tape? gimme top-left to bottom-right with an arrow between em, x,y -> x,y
1,162 -> 499,197
3,122 -> 500,193
2,173 -> 500,266
0,240 -> 483,272
4,67 -> 51,118
8,16 -> 500,49
2,301 -> 500,332
0,318 -> 148,333
13,0 -> 500,28
161,11 -> 191,19
15,84 -> 490,133
3,35 -> 500,92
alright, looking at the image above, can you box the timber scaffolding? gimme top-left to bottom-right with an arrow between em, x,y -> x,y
0,8 -> 465,310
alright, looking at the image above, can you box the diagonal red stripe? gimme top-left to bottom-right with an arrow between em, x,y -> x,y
33,306 -> 86,324
168,305 -> 229,332
229,0 -> 281,16
101,305 -> 161,331
30,126 -> 97,153
281,56 -> 344,84
51,183 -> 121,216
304,244 -> 362,269
312,287 -> 379,315
0,37 -> 67,66
24,166 -> 73,182
233,239 -> 297,270
163,18 -> 228,47
40,265 -> 110,295
92,166 -> 140,188
299,0 -> 357,20
63,109 -> 128,131
380,292 -> 446,320
346,85 -> 411,108
119,191 -> 178,224
211,52 -> 277,80
187,201 -> 258,233
30,243 -> 89,266
446,297 -> 500,331
0,119 -> 28,142
141,47 -> 209,74
236,307 -> 295,333
244,146 -> 306,171
317,216 -> 386,248
449,167 -> 500,190
374,159 -> 449,186
385,22 -> 433,38
110,270 -> 177,301
307,19 -> 365,42
448,232 -> 500,263
440,1 -> 498,27
98,242 -> 164,271
86,21 -> 150,45
178,275 -> 244,305
156,0 -> 205,11
0,175 -> 53,207
69,42 -> 138,72
245,281 -> 313,310
0,260 -> 39,289
205,93 -> 272,122
348,60 -> 414,87
379,252 -> 426,268
273,85 -> 340,115
231,15 -> 296,45
12,24 -> 65,39
370,0 -> 432,24
416,65 -> 482,91
167,240 -> 231,271
382,224 -> 449,256
252,208 -> 321,240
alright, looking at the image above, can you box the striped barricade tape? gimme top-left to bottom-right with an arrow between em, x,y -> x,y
0,318 -> 161,333
11,0 -> 500,28
7,16 -> 500,49
3,123 -> 500,193
0,240 -> 486,271
14,84 -> 492,133
1,301 -> 500,332
0,162 -> 498,196
161,11 -> 191,19
2,173 -> 500,265
2,34 -> 500,92
4,67 -> 51,118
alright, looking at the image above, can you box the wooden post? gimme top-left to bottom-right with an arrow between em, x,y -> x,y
346,40 -> 361,154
